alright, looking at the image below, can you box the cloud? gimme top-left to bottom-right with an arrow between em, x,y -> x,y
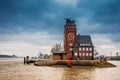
54,0 -> 78,7
0,31 -> 62,57
0,0 -> 120,35
92,0 -> 120,25
76,17 -> 120,35
0,0 -> 120,56
76,18 -> 102,34
91,34 -> 120,56
109,34 -> 120,42
0,31 -> 119,57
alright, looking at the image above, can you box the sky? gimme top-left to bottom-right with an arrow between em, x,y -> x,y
0,0 -> 120,57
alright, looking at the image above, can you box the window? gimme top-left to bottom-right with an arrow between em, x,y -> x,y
83,53 -> 85,56
75,53 -> 77,56
80,44 -> 83,46
89,47 -> 92,51
88,44 -> 91,46
79,53 -> 81,56
79,47 -> 81,51
89,53 -> 92,56
86,47 -> 88,51
81,53 -> 83,56
83,44 -> 85,46
83,47 -> 85,51
86,53 -> 88,56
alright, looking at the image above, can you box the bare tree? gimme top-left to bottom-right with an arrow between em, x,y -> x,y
51,43 -> 62,53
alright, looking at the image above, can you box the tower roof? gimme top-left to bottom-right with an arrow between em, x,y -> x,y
65,18 -> 75,26
66,18 -> 75,24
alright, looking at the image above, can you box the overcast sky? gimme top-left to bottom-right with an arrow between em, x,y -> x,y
0,0 -> 120,57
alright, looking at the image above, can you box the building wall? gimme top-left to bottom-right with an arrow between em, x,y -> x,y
64,20 -> 77,54
52,56 -> 67,60
73,46 -> 94,60
53,19 -> 94,60
52,56 -> 61,60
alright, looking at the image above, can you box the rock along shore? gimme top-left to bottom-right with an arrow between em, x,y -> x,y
34,60 -> 116,67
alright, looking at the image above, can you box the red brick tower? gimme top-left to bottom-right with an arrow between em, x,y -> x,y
64,19 -> 77,54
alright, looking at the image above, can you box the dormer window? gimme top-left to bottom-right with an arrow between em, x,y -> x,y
80,44 -> 82,46
88,44 -> 91,46
83,44 -> 85,46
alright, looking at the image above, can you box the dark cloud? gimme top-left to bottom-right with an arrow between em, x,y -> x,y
74,0 -> 120,34
109,34 -> 120,42
92,0 -> 120,24
0,0 -> 120,36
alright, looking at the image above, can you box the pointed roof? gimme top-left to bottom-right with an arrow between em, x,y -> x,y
77,34 -> 93,44
73,34 -> 93,47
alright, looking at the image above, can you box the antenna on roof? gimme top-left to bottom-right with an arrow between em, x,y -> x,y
64,17 -> 73,20
64,16 -> 75,24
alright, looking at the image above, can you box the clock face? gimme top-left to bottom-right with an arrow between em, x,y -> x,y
68,33 -> 75,40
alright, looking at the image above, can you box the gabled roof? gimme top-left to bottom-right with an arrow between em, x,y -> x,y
73,34 -> 93,48
77,34 -> 93,44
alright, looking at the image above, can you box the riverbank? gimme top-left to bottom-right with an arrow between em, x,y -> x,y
34,60 -> 116,67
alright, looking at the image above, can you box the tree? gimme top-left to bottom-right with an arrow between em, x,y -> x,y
51,43 -> 62,53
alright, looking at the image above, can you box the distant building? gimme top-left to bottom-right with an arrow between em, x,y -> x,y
52,19 -> 94,60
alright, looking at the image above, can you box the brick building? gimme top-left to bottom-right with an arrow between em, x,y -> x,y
52,19 -> 94,60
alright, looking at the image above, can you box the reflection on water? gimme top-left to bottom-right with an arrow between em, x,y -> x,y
0,59 -> 120,80
62,67 -> 95,80
93,61 -> 120,80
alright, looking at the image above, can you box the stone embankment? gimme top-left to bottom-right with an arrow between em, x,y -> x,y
34,60 -> 116,67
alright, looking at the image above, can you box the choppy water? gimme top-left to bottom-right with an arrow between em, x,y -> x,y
0,58 -> 120,80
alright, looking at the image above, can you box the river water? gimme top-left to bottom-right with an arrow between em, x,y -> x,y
0,58 -> 120,80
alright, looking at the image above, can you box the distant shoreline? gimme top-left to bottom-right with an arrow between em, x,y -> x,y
0,54 -> 22,58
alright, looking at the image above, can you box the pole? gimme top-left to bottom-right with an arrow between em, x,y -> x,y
67,47 -> 72,67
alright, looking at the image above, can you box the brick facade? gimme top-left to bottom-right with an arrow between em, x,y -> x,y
52,19 -> 94,60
